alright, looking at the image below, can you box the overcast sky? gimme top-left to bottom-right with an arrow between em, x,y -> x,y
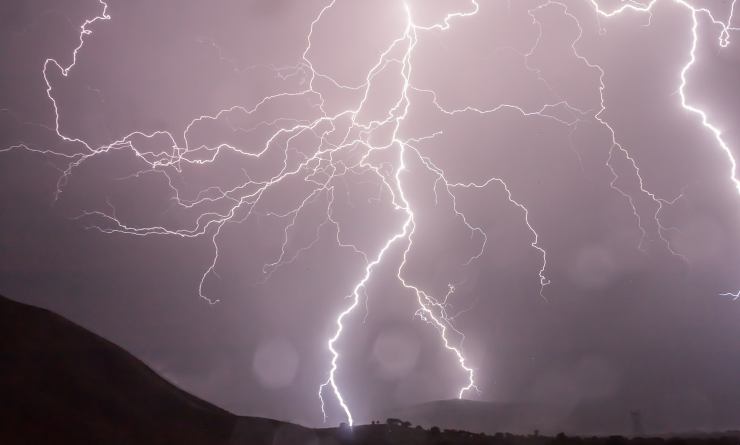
2,0 -> 740,434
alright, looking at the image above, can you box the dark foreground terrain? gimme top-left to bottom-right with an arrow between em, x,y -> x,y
1,294 -> 738,445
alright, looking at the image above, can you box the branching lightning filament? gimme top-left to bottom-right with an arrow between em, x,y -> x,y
3,0 -> 739,427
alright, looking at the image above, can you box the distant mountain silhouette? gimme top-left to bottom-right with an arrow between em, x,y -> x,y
384,396 -> 740,438
384,399 -> 635,436
0,294 -> 313,445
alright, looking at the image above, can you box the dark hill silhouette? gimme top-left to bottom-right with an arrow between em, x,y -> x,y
3,294 -> 740,445
0,294 -> 313,445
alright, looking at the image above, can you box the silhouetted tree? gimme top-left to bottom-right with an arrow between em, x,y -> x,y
386,418 -> 403,427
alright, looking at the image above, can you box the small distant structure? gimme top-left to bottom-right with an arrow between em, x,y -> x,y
630,410 -> 645,437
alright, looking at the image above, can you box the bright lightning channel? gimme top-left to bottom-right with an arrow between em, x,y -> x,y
582,0 -> 740,295
3,0 -> 739,428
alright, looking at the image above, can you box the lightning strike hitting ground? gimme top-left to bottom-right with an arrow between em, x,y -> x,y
3,0 -> 739,427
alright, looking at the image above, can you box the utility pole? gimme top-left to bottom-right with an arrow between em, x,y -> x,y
630,410 -> 644,437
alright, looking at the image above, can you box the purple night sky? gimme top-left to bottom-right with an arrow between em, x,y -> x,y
1,0 -> 740,434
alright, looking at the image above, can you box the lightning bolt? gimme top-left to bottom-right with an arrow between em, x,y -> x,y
3,0 -> 739,428
319,3 -> 485,424
581,0 -> 739,293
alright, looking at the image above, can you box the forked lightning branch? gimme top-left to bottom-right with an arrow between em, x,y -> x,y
3,0 -> 738,427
